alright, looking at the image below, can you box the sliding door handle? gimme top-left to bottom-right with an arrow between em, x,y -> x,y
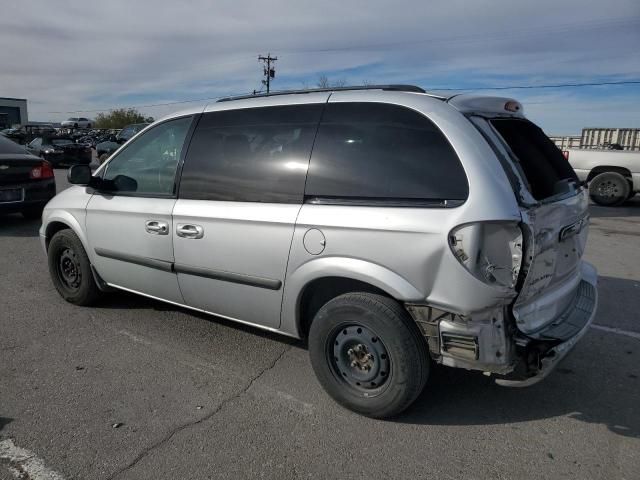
176,223 -> 204,239
145,220 -> 169,235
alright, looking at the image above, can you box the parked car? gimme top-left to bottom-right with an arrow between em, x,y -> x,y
0,134 -> 56,219
41,85 -> 597,418
563,148 -> 640,206
26,136 -> 92,167
96,123 -> 149,163
61,117 -> 92,129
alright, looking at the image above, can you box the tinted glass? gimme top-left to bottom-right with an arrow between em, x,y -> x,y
306,102 -> 468,202
490,118 -> 578,200
51,139 -> 73,146
118,123 -> 147,140
0,135 -> 28,154
103,116 -> 192,195
28,138 -> 42,148
180,105 -> 323,203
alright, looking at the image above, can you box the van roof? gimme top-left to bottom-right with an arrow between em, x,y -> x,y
159,87 -> 524,122
216,84 -> 436,102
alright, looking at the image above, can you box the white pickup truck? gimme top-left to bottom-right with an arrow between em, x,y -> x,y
563,149 -> 640,206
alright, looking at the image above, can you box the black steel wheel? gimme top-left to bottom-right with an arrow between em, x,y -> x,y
48,229 -> 101,305
309,292 -> 429,418
330,324 -> 391,395
589,171 -> 631,206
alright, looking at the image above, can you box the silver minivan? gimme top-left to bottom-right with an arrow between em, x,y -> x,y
41,85 -> 598,418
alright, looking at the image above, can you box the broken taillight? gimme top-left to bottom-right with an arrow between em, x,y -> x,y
449,221 -> 523,289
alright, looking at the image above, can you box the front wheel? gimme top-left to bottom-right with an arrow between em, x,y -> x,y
48,229 -> 101,305
309,292 -> 429,418
589,171 -> 631,206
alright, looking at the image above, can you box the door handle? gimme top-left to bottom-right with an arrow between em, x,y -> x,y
176,223 -> 204,239
145,220 -> 169,235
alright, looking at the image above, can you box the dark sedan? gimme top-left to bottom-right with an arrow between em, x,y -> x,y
27,136 -> 92,167
0,135 -> 56,219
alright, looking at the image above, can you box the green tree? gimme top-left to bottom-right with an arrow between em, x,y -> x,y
93,108 -> 153,129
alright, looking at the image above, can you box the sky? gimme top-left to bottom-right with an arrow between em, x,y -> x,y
1,0 -> 639,135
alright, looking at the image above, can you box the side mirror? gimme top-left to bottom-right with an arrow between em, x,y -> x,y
67,164 -> 92,185
117,137 -> 126,145
112,174 -> 138,192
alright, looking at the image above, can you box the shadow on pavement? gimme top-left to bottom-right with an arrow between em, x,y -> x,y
0,214 -> 40,238
0,417 -> 12,432
399,356 -> 639,439
589,196 -> 640,219
596,275 -> 640,333
93,290 -> 302,346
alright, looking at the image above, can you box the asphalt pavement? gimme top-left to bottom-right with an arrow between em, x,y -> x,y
0,169 -> 638,479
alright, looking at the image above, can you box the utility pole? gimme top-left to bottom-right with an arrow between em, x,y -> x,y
257,53 -> 277,94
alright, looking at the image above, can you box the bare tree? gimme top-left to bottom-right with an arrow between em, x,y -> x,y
316,75 -> 347,88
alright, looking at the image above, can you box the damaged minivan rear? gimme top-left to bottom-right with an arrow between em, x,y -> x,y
300,91 -> 598,417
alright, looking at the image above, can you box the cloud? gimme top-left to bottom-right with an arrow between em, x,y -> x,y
1,0 -> 639,132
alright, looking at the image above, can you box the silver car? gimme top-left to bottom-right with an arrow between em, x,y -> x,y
40,85 -> 598,418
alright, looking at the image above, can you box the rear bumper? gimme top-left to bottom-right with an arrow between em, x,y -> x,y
0,179 -> 56,213
496,261 -> 598,387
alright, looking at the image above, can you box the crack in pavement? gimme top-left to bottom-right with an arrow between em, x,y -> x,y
105,344 -> 292,480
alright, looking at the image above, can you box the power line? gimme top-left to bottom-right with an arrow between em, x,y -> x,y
431,79 -> 640,91
31,79 -> 640,115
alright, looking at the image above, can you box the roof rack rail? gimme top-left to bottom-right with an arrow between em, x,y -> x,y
217,84 -> 426,102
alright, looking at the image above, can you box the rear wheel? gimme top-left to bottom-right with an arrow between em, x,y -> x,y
48,229 -> 101,305
308,292 -> 429,418
589,171 -> 631,206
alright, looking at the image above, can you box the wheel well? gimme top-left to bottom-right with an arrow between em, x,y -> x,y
298,277 -> 390,339
45,221 -> 70,250
587,166 -> 632,182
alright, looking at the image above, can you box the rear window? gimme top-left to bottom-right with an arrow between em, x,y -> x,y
0,135 -> 27,154
305,102 -> 468,204
490,119 -> 578,200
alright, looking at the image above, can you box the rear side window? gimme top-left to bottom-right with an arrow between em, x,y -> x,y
305,102 -> 468,203
490,118 -> 578,200
180,105 -> 323,203
0,135 -> 27,154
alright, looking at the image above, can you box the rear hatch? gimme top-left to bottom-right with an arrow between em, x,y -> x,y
461,103 -> 591,336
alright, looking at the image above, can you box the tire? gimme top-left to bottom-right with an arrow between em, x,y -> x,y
308,292 -> 429,418
21,205 -> 44,219
48,229 -> 101,306
589,172 -> 631,206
